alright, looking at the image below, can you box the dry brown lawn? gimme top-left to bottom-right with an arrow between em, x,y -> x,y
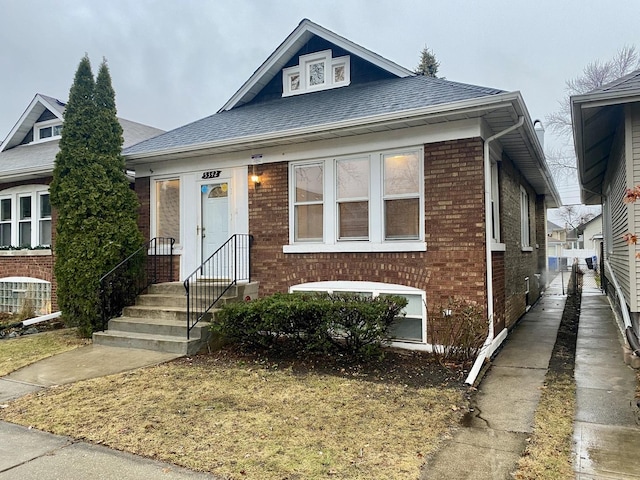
1,352 -> 467,480
0,328 -> 89,376
512,373 -> 576,479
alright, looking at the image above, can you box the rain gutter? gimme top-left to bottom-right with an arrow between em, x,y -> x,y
465,115 -> 525,385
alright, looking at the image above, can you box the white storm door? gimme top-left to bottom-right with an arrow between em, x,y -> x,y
200,183 -> 230,278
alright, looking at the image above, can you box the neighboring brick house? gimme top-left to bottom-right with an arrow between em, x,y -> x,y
0,93 -> 163,314
124,19 -> 560,376
572,70 -> 640,358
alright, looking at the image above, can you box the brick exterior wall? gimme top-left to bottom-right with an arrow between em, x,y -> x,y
498,154 -> 543,328
0,177 -> 57,311
248,138 -> 488,342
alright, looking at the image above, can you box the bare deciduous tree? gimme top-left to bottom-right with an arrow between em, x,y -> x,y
546,46 -> 640,177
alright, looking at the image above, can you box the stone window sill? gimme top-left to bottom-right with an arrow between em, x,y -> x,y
0,249 -> 52,257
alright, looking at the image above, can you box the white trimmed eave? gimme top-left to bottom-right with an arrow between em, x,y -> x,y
572,89 -> 640,204
219,18 -> 413,112
1,95 -> 64,152
0,165 -> 53,184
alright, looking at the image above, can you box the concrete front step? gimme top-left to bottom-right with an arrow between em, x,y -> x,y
107,316 -> 212,339
147,282 -> 238,298
93,329 -> 204,355
136,293 -> 236,308
122,305 -> 213,322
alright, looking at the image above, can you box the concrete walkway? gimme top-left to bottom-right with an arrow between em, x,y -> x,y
422,275 -> 567,479
0,345 -> 221,479
573,291 -> 640,479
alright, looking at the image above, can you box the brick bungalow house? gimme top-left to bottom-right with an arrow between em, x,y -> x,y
572,69 -> 640,359
0,93 -> 163,314
122,19 -> 561,378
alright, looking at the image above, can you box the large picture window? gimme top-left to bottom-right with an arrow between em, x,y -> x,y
155,179 -> 181,243
0,186 -> 51,248
288,147 -> 424,252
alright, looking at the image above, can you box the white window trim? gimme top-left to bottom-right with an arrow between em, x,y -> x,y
0,185 -> 51,248
33,119 -> 62,143
292,162 -> 324,243
282,50 -> 351,97
151,177 -> 182,247
520,186 -> 530,249
286,146 -> 425,253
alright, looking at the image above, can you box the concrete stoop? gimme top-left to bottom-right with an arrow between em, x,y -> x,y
93,281 -> 259,355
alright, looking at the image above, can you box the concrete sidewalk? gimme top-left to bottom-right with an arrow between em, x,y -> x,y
0,345 -> 219,479
422,277 -> 567,479
573,292 -> 640,479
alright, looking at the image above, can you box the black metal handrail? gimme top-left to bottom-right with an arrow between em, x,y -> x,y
99,237 -> 175,331
184,234 -> 252,339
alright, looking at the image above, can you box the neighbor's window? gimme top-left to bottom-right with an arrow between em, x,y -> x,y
0,199 -> 11,247
18,196 -> 32,247
34,121 -> 62,142
336,158 -> 369,240
39,193 -> 52,246
383,152 -> 420,240
520,186 -> 530,248
0,186 -> 51,248
155,179 -> 180,243
294,164 -> 324,241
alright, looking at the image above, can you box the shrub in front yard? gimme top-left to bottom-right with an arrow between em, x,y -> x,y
428,297 -> 487,364
213,292 -> 407,358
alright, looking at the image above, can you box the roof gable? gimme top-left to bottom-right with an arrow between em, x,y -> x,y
219,18 -> 413,112
1,94 -> 65,152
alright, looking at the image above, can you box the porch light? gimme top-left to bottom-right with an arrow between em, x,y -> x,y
251,164 -> 261,186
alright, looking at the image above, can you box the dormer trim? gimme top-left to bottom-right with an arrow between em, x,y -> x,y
283,50 -> 351,97
1,94 -> 65,152
219,18 -> 413,112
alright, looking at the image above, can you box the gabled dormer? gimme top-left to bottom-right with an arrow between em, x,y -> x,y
219,18 -> 413,112
0,94 -> 65,153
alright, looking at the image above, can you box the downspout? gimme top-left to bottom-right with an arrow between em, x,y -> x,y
465,115 -> 525,385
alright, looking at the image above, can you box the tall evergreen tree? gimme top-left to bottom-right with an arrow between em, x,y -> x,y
51,56 -> 142,337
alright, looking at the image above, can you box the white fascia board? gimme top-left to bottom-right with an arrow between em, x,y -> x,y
219,19 -> 413,112
1,94 -> 64,153
127,94 -> 518,163
133,119 -> 482,179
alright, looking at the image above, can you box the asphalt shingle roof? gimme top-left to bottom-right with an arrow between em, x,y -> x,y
589,69 -> 640,95
124,75 -> 504,156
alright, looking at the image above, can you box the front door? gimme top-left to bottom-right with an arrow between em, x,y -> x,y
200,183 -> 230,278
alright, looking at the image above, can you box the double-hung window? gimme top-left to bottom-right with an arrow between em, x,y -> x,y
337,158 -> 369,240
520,186 -> 530,249
293,164 -> 324,242
383,152 -> 420,240
0,186 -> 51,248
288,147 -> 424,252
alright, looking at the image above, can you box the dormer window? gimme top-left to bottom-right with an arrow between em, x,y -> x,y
283,50 -> 350,97
34,120 -> 62,142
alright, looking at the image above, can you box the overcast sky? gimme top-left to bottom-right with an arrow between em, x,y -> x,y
2,0 -> 639,209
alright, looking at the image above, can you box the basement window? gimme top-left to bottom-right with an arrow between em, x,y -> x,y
289,281 -> 426,344
0,277 -> 51,315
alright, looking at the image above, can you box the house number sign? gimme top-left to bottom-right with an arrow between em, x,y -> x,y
201,170 -> 222,179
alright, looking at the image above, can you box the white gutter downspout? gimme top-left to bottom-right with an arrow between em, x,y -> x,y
465,115 -> 525,385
